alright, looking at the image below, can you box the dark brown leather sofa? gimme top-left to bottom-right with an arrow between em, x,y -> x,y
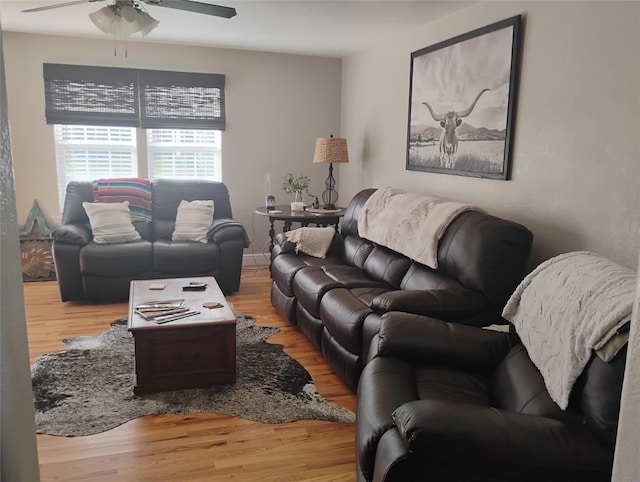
52,179 -> 249,301
356,312 -> 626,482
269,188 -> 533,390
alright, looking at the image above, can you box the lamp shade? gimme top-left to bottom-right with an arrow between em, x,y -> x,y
313,137 -> 349,164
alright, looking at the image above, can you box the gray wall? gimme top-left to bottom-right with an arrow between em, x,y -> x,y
340,1 -> 640,478
0,30 -> 40,481
3,32 -> 343,260
340,0 -> 640,271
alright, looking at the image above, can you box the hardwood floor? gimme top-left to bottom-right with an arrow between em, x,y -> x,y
24,267 -> 357,482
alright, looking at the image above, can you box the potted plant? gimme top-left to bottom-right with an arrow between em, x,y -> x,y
283,173 -> 310,211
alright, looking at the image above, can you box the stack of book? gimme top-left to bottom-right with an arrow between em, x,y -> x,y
135,299 -> 199,324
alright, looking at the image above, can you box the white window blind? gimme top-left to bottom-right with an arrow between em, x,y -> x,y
54,125 -> 137,208
147,129 -> 220,180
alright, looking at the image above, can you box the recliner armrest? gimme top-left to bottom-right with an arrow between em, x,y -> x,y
207,218 -> 249,247
376,312 -> 514,369
370,289 -> 488,322
51,223 -> 91,245
393,400 -> 613,477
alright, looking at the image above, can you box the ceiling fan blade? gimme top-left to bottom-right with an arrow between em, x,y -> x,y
143,0 -> 236,19
22,0 -> 103,13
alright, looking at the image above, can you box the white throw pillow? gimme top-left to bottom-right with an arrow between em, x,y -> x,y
285,226 -> 335,258
82,201 -> 141,244
172,200 -> 215,243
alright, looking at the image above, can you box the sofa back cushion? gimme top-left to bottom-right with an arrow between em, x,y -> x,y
341,189 -> 533,309
435,210 -> 532,309
362,246 -> 412,288
152,179 -> 232,240
61,182 -> 95,225
491,344 -> 572,421
576,345 -> 627,448
341,188 -> 376,238
341,236 -> 375,269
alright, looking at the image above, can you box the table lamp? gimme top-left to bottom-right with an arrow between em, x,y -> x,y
312,135 -> 349,210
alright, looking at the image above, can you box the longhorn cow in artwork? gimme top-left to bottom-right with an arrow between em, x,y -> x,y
422,88 -> 490,168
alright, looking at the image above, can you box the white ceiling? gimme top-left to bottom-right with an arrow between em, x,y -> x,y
0,0 -> 475,58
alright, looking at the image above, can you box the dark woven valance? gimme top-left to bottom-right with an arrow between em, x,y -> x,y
43,64 -> 226,130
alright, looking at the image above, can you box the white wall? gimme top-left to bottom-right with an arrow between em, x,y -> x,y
3,32 -> 343,259
341,0 -> 640,271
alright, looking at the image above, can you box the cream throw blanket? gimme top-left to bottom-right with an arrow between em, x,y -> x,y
357,187 -> 482,269
502,251 -> 636,409
285,226 -> 335,259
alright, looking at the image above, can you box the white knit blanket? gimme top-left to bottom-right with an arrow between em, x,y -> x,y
502,251 -> 636,409
356,187 -> 482,269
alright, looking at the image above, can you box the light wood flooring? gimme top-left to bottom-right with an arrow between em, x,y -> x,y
24,267 -> 357,482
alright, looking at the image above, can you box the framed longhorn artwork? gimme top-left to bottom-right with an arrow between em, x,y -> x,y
406,15 -> 522,180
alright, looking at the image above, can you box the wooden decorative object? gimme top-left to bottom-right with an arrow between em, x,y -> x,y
19,200 -> 56,282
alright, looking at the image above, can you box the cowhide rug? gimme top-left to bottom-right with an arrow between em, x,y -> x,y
31,313 -> 354,436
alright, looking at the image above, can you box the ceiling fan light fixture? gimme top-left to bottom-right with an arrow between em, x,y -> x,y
89,1 -> 159,37
89,5 -> 117,35
118,4 -> 143,35
138,11 -> 159,37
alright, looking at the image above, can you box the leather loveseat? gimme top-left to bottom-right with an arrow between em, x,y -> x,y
52,179 -> 249,302
269,188 -> 533,390
356,311 -> 627,482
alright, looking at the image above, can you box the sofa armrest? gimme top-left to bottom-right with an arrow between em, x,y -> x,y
208,218 -> 249,247
273,232 -> 297,254
393,400 -> 613,477
51,223 -> 91,245
370,289 -> 488,321
375,312 -> 514,369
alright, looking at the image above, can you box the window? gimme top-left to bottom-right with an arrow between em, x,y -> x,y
45,64 -> 227,210
55,125 -> 137,208
147,129 -> 220,180
54,125 -> 221,210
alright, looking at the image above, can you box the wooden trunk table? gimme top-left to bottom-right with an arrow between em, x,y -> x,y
127,277 -> 236,394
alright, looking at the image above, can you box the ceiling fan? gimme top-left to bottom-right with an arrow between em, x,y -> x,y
23,0 -> 236,37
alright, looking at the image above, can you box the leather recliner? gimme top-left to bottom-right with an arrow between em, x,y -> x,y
356,312 -> 626,482
52,179 -> 249,301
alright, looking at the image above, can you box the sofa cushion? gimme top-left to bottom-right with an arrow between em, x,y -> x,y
320,288 -> 372,354
415,365 -> 492,406
79,240 -> 152,276
271,254 -> 312,297
323,265 -> 389,289
153,239 -> 220,275
82,201 -> 141,244
399,263 -> 465,290
172,199 -> 214,243
292,267 -> 342,318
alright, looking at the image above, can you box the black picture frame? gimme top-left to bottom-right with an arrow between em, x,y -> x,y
406,15 -> 522,180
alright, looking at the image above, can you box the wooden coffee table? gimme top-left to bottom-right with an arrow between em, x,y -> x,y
127,277 -> 236,394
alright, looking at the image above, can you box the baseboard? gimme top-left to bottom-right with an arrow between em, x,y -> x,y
243,253 -> 270,267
